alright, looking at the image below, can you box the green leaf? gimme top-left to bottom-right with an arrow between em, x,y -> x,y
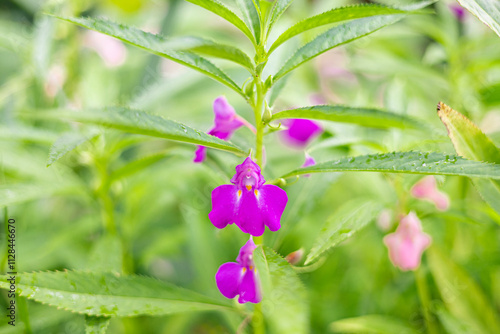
236,0 -> 261,44
33,107 -> 246,155
0,271 -> 233,317
0,125 -> 58,144
280,151 -> 500,180
330,315 -> 420,334
54,16 -> 244,97
272,15 -> 406,82
266,0 -> 294,34
272,105 -> 425,130
306,200 -> 381,265
184,0 -> 255,43
428,248 -> 500,334
457,0 -> 500,37
109,153 -> 170,183
254,247 -> 308,334
47,131 -> 99,167
85,316 -> 110,334
87,234 -> 123,273
0,183 -> 79,208
269,4 -> 410,53
437,102 -> 500,215
169,36 -> 254,71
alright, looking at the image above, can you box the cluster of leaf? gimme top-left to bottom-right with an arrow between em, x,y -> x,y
1,0 -> 500,333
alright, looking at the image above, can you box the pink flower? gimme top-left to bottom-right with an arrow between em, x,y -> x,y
376,209 -> 393,232
83,31 -> 127,68
383,212 -> 431,271
209,157 -> 288,236
215,238 -> 261,303
280,119 -> 322,148
194,97 -> 253,163
411,176 -> 450,211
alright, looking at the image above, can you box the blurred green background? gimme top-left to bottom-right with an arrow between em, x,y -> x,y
1,0 -> 500,333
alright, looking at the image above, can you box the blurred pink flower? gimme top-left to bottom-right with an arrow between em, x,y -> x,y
449,3 -> 466,21
44,64 -> 66,98
281,119 -> 322,148
83,31 -> 127,68
383,212 -> 431,271
411,176 -> 450,211
376,209 -> 393,232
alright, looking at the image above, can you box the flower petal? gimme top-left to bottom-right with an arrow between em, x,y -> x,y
215,262 -> 244,299
238,270 -> 261,303
209,185 -> 238,229
235,190 -> 265,236
259,185 -> 288,232
193,146 -> 207,163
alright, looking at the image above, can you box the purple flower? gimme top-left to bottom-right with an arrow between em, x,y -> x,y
449,3 -> 466,21
215,239 -> 261,303
209,157 -> 288,236
383,212 -> 431,271
302,153 -> 316,177
194,96 -> 247,163
281,119 -> 322,148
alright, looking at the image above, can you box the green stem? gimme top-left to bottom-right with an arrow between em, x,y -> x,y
415,268 -> 438,334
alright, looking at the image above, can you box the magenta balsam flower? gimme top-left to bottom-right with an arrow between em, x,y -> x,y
209,157 -> 288,236
302,153 -> 316,177
281,119 -> 322,148
383,212 -> 431,271
215,239 -> 261,303
194,96 -> 250,163
411,176 -> 450,211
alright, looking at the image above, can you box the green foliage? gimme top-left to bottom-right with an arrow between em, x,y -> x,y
437,102 -> 500,215
47,131 -> 98,166
235,0 -> 261,44
330,315 -> 420,334
85,316 -> 111,334
32,107 -> 245,155
271,105 -> 425,130
305,200 -> 382,265
185,0 -> 256,44
281,151 -> 500,179
272,14 -> 406,82
428,248 -> 500,333
457,0 -> 500,36
268,4 -> 410,53
0,271 -> 234,317
54,16 -> 245,96
254,246 -> 308,334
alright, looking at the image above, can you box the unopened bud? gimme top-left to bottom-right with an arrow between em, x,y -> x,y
262,103 -> 272,123
285,248 -> 304,265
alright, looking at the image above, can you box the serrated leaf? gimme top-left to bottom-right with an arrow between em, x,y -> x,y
254,246 -> 308,334
280,151 -> 500,179
0,271 -> 233,317
85,316 -> 110,334
54,16 -> 245,96
457,0 -> 500,37
47,131 -> 99,167
236,0 -> 261,44
269,4 -> 410,53
272,15 -> 406,82
437,102 -> 500,215
330,315 -> 420,334
33,107 -> 245,155
169,36 -> 254,71
184,0 -> 255,43
306,200 -> 381,265
428,248 -> 500,334
266,0 -> 294,34
272,105 -> 425,130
